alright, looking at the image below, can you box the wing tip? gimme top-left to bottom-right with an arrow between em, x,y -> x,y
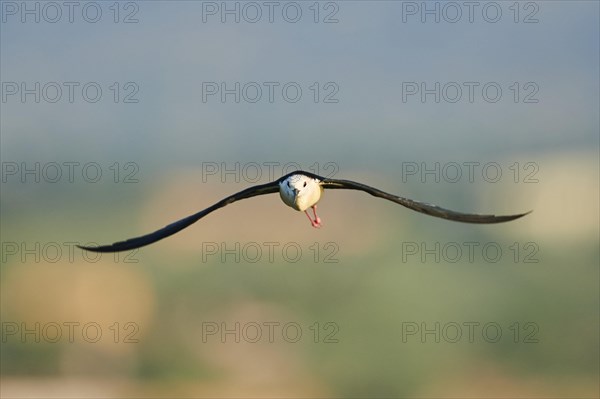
515,209 -> 533,219
495,209 -> 532,223
77,244 -> 101,252
77,244 -> 116,253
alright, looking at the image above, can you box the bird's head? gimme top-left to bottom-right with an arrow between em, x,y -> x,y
279,174 -> 322,211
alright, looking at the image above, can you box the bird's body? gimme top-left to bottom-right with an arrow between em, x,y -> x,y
279,174 -> 324,227
279,174 -> 322,211
79,170 -> 530,253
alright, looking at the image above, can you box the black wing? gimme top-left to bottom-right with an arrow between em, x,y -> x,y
78,181 -> 280,253
321,178 -> 530,224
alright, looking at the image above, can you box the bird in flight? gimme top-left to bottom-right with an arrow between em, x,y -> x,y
79,170 -> 530,253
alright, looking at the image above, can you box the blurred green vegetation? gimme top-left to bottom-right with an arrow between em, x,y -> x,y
1,160 -> 598,398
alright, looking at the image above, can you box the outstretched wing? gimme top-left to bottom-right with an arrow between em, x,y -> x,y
321,178 -> 530,223
78,182 -> 280,253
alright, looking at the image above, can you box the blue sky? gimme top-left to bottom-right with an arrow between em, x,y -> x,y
1,1 -> 598,167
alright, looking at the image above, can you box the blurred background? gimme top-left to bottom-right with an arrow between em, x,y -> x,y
1,1 -> 598,397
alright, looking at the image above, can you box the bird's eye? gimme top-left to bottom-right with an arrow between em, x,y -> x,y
303,182 -> 307,187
